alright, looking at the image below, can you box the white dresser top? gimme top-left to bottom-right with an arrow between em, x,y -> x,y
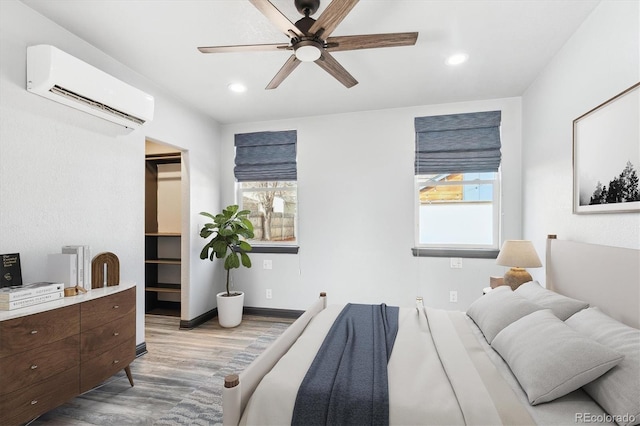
0,281 -> 136,321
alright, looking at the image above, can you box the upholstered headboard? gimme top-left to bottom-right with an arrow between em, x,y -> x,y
545,236 -> 640,329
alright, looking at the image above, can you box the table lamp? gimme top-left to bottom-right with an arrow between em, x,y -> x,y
496,240 -> 542,290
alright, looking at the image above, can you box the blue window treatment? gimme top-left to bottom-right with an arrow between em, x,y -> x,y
234,130 -> 297,181
414,111 -> 502,174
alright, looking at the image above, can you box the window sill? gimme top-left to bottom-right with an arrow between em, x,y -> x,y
249,245 -> 299,254
412,248 -> 499,259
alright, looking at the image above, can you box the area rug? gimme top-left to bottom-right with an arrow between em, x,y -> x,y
153,322 -> 289,425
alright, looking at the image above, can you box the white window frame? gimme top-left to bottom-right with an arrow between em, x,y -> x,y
414,171 -> 502,253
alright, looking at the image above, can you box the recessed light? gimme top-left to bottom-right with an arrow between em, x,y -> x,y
228,82 -> 247,93
446,53 -> 468,66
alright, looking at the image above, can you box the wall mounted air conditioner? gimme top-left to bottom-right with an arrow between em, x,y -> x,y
27,45 -> 154,129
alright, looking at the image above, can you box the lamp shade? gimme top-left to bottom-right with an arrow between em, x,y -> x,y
496,240 -> 542,268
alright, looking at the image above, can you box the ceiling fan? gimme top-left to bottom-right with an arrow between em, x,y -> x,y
198,0 -> 418,89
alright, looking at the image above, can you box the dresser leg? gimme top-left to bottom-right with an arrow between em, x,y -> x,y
124,365 -> 134,387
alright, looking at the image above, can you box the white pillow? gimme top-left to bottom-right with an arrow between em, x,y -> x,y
515,281 -> 588,320
492,309 -> 624,405
566,308 -> 640,426
466,285 -> 542,343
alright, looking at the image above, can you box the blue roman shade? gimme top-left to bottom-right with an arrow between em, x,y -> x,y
234,130 -> 297,181
414,111 -> 502,174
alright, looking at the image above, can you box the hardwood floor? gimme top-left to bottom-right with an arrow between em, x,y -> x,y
30,314 -> 295,425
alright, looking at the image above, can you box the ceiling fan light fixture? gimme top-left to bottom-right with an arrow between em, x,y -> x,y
295,41 -> 322,62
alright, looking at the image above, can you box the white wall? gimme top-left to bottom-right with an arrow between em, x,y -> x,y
4,0 -> 632,329
221,97 -> 523,311
0,0 -> 223,344
522,0 -> 640,281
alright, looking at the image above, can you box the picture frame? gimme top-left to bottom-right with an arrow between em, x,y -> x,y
573,82 -> 640,214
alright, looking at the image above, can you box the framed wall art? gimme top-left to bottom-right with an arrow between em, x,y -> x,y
573,82 -> 640,214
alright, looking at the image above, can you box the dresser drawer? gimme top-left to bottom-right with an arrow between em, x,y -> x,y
0,305 -> 79,358
81,310 -> 135,360
80,336 -> 135,393
0,366 -> 79,426
0,334 -> 79,396
81,287 -> 135,332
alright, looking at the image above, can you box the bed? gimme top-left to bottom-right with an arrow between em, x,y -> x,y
222,236 -> 640,425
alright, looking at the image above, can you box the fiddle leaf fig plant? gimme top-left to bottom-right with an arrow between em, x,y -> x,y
199,205 -> 254,296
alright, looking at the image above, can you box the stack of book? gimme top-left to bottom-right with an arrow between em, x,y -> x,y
0,282 -> 64,310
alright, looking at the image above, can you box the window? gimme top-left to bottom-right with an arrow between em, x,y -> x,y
234,130 -> 298,252
238,181 -> 297,243
416,172 -> 500,247
414,111 -> 502,257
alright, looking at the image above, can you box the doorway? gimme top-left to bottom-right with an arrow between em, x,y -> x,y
144,139 -> 184,317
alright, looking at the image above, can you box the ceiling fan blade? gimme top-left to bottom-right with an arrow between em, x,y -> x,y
249,0 -> 304,38
315,51 -> 358,88
326,32 -> 418,52
198,43 -> 290,54
308,0 -> 359,38
266,55 -> 301,89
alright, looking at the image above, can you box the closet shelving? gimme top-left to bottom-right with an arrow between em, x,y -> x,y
145,152 -> 182,313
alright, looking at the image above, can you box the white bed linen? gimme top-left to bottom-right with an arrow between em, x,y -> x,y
466,315 -> 616,425
238,304 -> 614,425
241,305 -> 469,425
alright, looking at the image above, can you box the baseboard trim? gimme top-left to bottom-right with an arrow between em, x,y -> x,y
136,342 -> 148,357
179,307 -> 217,330
243,306 -> 304,319
176,306 -> 303,330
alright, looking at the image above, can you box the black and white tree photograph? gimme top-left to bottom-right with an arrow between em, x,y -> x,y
573,82 -> 639,213
588,161 -> 639,205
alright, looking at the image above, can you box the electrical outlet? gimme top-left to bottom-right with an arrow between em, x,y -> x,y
450,258 -> 463,269
449,290 -> 458,303
263,259 -> 272,270
266,289 -> 272,299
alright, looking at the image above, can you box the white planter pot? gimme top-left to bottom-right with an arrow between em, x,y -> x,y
216,291 -> 244,328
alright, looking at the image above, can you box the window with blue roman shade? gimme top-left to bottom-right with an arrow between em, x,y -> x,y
413,111 -> 502,257
234,130 -> 298,253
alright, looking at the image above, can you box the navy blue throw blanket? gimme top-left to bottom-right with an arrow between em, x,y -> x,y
291,303 -> 400,426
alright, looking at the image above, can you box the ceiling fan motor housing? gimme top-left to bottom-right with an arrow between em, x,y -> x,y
295,0 -> 320,17
294,16 -> 318,35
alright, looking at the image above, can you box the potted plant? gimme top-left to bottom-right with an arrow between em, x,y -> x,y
199,205 -> 254,328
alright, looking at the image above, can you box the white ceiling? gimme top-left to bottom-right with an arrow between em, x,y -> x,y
21,0 -> 600,124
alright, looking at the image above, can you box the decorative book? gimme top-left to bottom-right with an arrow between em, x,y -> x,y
0,289 -> 64,310
0,282 -> 64,302
1,253 -> 22,288
62,245 -> 91,289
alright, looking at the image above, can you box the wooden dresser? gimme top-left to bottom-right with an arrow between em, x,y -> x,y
0,283 -> 136,425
